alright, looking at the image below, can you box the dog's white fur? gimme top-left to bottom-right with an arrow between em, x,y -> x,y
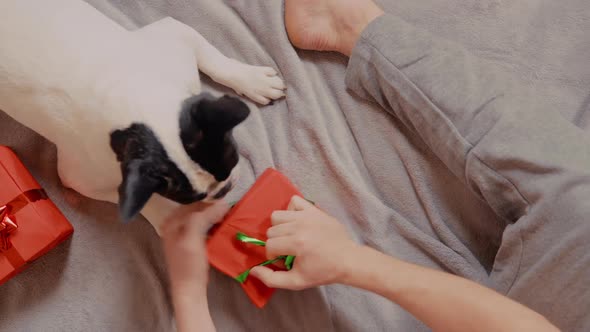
0,0 -> 285,233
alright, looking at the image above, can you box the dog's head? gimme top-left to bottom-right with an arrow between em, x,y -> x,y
110,93 -> 249,222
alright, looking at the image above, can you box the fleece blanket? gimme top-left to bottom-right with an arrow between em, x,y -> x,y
1,0 -> 589,331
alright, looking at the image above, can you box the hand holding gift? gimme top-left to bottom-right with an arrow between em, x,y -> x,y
207,168 -> 355,308
250,196 -> 356,290
207,168 -> 304,308
162,201 -> 230,295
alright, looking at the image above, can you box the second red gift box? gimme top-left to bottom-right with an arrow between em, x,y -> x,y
0,146 -> 74,285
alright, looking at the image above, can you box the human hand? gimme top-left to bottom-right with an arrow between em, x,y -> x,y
250,196 -> 358,290
161,201 -> 230,296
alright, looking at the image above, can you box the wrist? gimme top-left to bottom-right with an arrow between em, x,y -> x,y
174,292 -> 209,310
338,245 -> 403,290
172,282 -> 208,304
337,244 -> 374,285
173,289 -> 215,332
173,286 -> 210,321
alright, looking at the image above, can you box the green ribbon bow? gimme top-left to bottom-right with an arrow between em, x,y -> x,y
234,232 -> 295,283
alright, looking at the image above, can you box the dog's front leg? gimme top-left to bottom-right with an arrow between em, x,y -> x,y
194,37 -> 287,105
155,18 -> 286,105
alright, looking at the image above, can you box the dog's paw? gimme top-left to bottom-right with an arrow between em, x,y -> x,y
229,64 -> 286,105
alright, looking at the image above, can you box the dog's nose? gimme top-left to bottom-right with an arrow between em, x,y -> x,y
212,181 -> 233,199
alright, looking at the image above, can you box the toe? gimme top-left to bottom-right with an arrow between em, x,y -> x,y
263,67 -> 278,77
269,76 -> 286,90
266,88 -> 286,99
251,94 -> 271,105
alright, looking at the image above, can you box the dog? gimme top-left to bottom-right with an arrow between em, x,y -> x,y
0,0 -> 286,233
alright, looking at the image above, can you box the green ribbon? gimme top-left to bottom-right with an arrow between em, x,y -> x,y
234,232 -> 295,283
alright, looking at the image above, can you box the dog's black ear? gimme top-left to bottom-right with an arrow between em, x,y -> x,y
179,93 -> 248,182
110,125 -> 165,222
110,129 -> 129,162
110,126 -> 145,162
118,159 -> 163,223
192,94 -> 250,133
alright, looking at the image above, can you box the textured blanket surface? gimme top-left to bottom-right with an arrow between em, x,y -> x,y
1,0 -> 588,331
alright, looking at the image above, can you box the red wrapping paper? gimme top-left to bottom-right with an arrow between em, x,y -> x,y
0,146 -> 74,285
207,168 -> 302,308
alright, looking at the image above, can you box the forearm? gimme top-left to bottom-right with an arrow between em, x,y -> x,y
342,245 -> 559,332
172,287 -> 215,332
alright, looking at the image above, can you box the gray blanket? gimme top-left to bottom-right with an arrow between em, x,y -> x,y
1,0 -> 589,331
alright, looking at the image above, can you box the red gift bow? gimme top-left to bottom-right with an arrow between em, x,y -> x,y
0,189 -> 48,267
0,205 -> 18,251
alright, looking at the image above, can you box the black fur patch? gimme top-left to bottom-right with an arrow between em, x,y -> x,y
179,92 -> 250,182
110,124 -> 205,222
109,93 -> 249,223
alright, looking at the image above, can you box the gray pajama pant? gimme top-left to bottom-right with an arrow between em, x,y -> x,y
346,14 -> 590,331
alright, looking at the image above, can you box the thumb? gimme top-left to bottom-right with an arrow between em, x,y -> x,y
190,201 -> 230,227
250,266 -> 303,290
288,195 -> 314,211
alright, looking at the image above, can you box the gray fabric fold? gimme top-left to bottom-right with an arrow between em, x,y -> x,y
1,1 -> 589,331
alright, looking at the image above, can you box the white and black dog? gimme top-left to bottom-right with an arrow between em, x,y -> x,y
0,0 -> 286,233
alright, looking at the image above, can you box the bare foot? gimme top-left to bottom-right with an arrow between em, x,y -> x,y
285,0 -> 384,56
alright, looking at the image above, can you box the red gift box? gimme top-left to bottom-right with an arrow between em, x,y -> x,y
207,168 -> 302,308
0,146 -> 74,285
